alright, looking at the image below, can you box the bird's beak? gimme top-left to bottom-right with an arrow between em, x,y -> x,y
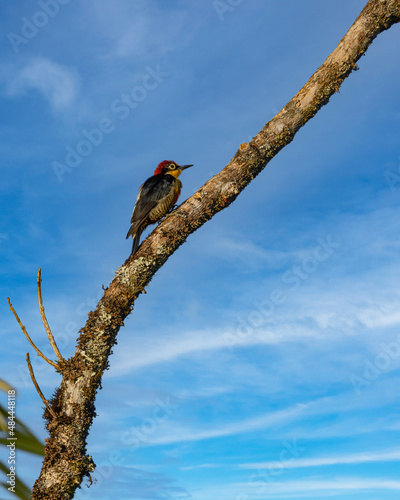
179,164 -> 193,171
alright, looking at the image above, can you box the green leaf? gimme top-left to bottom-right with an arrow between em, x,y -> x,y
0,379 -> 13,393
0,462 -> 32,500
0,404 -> 7,432
0,414 -> 44,456
0,379 -> 43,500
0,394 -> 44,456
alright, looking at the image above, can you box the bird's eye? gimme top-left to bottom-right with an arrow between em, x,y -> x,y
169,163 -> 177,170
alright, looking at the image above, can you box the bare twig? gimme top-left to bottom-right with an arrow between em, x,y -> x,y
26,353 -> 56,419
7,297 -> 58,370
37,268 -> 64,363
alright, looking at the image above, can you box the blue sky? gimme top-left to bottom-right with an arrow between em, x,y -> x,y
1,0 -> 400,498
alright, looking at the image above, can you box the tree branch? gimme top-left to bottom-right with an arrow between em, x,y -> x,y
31,1 -> 400,498
7,298 -> 58,370
37,268 -> 65,364
26,353 -> 57,420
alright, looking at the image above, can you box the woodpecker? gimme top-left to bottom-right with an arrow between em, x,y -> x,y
126,160 -> 193,254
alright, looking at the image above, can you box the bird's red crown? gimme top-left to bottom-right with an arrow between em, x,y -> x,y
154,160 -> 175,175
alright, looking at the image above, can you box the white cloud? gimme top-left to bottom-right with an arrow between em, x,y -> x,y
112,197 -> 400,378
239,448 -> 400,470
234,477 -> 400,495
110,290 -> 400,376
181,463 -> 222,471
213,237 -> 292,270
86,0 -> 194,60
110,319 -> 334,377
115,379 -> 400,449
135,402 -> 310,447
197,477 -> 400,500
181,449 -> 400,472
7,57 -> 79,113
111,328 -> 233,374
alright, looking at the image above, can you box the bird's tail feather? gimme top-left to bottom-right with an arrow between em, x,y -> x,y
126,224 -> 135,239
131,230 -> 143,255
131,227 -> 143,255
127,220 -> 143,254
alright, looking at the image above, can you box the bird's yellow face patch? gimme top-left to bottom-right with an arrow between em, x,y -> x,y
167,163 -> 181,178
168,169 -> 181,178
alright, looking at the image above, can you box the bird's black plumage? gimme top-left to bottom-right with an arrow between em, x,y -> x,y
126,161 -> 192,255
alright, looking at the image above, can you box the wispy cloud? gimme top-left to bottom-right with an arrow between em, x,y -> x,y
7,57 -> 79,113
110,291 -> 400,375
180,463 -> 222,471
111,328 -> 233,374
212,237 -> 292,270
233,477 -> 400,495
86,0 -> 195,60
125,402 -> 309,447
197,477 -> 400,500
110,322 -> 331,376
114,380 -> 400,450
180,449 -> 400,472
239,448 -> 400,470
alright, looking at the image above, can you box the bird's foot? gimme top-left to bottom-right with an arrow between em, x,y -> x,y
162,205 -> 178,220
